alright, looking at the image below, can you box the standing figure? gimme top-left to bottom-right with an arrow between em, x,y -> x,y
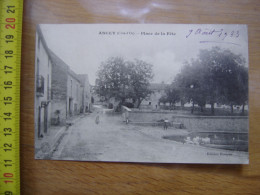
95,112 -> 100,125
125,111 -> 129,124
122,110 -> 129,124
164,118 -> 169,130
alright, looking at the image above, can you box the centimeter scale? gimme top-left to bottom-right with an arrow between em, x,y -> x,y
0,0 -> 23,194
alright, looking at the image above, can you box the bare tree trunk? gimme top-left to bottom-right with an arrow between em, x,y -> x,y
211,103 -> 215,115
242,103 -> 245,114
136,98 -> 142,108
181,99 -> 185,110
230,104 -> 234,114
191,102 -> 194,114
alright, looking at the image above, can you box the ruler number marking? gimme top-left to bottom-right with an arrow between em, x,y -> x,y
3,112 -> 12,121
4,65 -> 13,74
3,80 -> 12,90
5,16 -> 16,30
5,35 -> 14,44
3,143 -> 12,152
3,127 -> 12,136
3,96 -> 13,105
6,6 -> 15,14
3,173 -> 14,185
4,160 -> 13,167
4,50 -> 14,61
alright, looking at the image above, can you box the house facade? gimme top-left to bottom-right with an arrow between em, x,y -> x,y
78,74 -> 92,112
49,50 -> 91,125
35,26 -> 92,139
141,82 -> 168,109
35,26 -> 53,138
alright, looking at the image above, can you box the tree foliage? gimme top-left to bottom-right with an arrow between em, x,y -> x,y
159,84 -> 181,107
96,57 -> 154,108
168,47 -> 248,114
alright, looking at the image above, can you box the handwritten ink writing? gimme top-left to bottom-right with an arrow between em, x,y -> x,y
218,29 -> 223,37
195,29 -> 202,35
185,28 -> 239,40
186,29 -> 193,38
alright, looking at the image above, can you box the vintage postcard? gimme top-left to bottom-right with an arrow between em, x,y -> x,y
34,24 -> 249,164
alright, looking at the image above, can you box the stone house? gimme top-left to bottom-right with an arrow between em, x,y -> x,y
141,82 -> 168,109
49,50 -> 91,125
35,26 -> 53,138
78,74 -> 92,112
35,26 -> 92,138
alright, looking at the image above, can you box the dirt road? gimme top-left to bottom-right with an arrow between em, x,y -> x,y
50,112 -> 248,164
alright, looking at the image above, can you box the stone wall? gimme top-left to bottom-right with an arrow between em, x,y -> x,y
173,115 -> 248,132
51,63 -> 67,101
51,63 -> 68,124
129,111 -> 248,132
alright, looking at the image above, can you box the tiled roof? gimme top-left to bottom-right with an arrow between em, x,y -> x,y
48,49 -> 82,84
48,50 -> 68,70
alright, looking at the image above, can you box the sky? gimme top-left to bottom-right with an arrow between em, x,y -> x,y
40,24 -> 248,85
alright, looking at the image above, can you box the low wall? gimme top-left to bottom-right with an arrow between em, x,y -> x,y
129,111 -> 248,132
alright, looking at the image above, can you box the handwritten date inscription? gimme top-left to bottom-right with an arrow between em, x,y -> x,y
186,28 -> 239,40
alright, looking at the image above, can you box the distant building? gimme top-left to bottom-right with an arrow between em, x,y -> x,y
78,74 -> 92,112
92,81 -> 169,110
141,82 -> 168,109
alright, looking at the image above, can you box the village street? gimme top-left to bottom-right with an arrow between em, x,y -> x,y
49,111 -> 248,164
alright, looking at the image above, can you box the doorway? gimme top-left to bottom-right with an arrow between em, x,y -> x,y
44,105 -> 48,134
38,106 -> 41,138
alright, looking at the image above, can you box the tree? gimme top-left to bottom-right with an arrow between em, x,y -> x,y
127,59 -> 154,108
95,57 -> 154,109
175,47 -> 248,115
159,95 -> 168,105
159,84 -> 181,109
174,62 -> 207,113
198,47 -> 247,114
96,57 -> 129,103
236,66 -> 248,114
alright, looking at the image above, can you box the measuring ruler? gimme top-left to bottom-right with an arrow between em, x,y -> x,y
0,0 -> 23,194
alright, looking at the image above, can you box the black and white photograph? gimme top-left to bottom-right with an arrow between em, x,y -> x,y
34,24 -> 249,164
